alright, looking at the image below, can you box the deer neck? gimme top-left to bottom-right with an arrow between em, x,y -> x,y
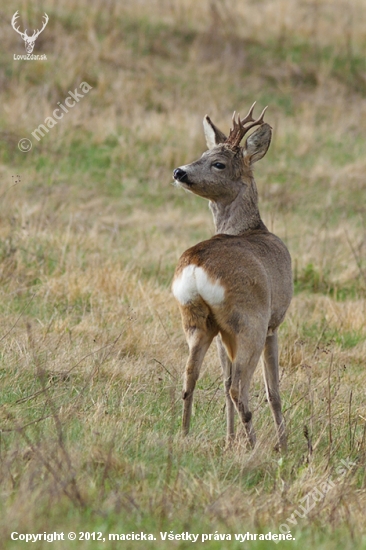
209,177 -> 266,236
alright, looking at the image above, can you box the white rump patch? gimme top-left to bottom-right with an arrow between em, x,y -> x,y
172,265 -> 198,304
172,265 -> 225,306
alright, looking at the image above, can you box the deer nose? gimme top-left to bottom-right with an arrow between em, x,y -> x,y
173,168 -> 188,182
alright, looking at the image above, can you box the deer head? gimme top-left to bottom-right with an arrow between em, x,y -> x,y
11,11 -> 49,54
173,102 -> 272,203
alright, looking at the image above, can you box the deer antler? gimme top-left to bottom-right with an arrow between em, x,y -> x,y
11,11 -> 26,38
225,102 -> 268,149
32,13 -> 49,40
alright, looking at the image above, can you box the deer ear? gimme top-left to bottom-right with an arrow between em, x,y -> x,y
203,115 -> 227,149
242,123 -> 272,165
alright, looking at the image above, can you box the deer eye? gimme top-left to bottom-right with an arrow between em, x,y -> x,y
212,162 -> 226,170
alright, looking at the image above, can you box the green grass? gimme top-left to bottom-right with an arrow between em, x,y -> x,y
1,0 -> 366,547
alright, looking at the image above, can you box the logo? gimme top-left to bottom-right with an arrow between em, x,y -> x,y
11,11 -> 48,54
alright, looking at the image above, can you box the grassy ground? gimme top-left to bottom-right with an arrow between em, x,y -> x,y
1,0 -> 366,548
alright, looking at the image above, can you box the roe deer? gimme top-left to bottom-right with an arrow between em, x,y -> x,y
172,103 -> 292,451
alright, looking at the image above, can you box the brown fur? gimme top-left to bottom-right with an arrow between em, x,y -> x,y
172,106 -> 292,451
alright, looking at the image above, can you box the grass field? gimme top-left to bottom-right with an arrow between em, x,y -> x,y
1,0 -> 366,548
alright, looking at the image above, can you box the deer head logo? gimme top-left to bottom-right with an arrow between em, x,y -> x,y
11,11 -> 49,54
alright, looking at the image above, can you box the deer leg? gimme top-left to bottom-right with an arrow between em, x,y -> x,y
262,331 -> 287,452
216,336 -> 235,444
232,381 -> 257,448
228,331 -> 266,448
182,328 -> 214,435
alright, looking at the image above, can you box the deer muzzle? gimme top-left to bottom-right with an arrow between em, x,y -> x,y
173,168 -> 189,183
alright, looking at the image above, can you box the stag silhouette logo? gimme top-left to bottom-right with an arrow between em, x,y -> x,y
11,11 -> 48,54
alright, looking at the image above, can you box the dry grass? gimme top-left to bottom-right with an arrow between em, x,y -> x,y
0,0 -> 366,548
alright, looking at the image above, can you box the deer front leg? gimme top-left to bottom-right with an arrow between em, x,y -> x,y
182,328 -> 214,435
216,336 -> 235,444
263,331 -> 287,452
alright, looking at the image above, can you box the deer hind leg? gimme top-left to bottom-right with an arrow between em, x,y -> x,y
262,331 -> 287,452
216,335 -> 235,444
180,303 -> 218,435
228,332 -> 266,448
